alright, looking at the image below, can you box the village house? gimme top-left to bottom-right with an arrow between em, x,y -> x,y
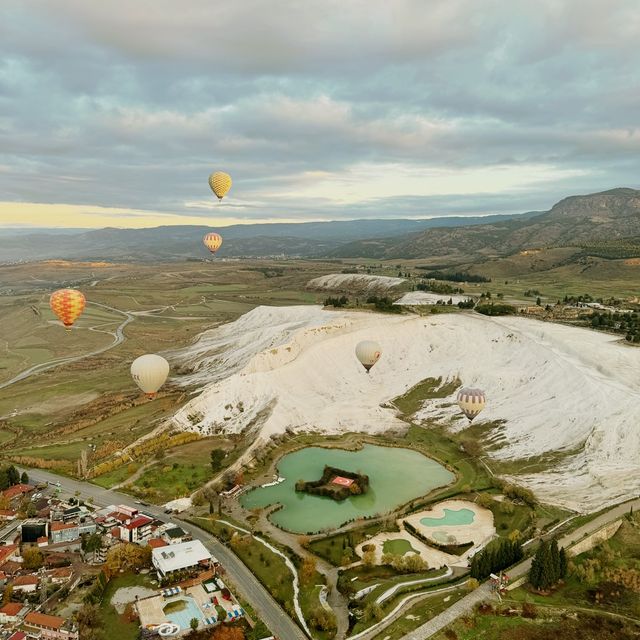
2,484 -> 34,507
24,612 -> 79,640
151,539 -> 214,579
0,602 -> 29,624
11,575 -> 39,594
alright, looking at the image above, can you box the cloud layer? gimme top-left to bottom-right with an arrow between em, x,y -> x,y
1,0 -> 639,227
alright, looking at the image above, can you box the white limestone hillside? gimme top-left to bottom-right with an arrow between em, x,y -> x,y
170,306 -> 640,513
306,273 -> 405,291
394,291 -> 471,305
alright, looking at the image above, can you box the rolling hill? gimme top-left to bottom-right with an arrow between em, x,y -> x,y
0,212 -> 540,263
331,188 -> 640,259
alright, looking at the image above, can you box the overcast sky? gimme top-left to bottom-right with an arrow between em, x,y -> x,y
1,0 -> 639,228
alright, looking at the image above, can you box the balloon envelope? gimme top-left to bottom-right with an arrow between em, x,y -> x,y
457,387 -> 486,421
355,340 -> 382,372
208,172 -> 232,200
131,354 -> 170,396
49,288 -> 86,330
203,232 -> 223,254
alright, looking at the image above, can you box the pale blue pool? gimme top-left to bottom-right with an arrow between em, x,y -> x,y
163,597 -> 206,629
420,508 -> 475,527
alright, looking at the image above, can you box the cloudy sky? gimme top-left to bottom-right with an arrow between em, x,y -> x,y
1,0 -> 639,228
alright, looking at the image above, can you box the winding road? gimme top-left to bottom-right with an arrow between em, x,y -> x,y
18,467 -> 307,640
0,302 -> 134,391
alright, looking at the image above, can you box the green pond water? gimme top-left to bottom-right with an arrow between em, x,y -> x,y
420,508 -> 475,528
240,444 -> 454,533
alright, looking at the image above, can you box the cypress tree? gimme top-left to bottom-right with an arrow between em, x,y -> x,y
558,547 -> 568,579
7,465 -> 19,486
549,539 -> 560,584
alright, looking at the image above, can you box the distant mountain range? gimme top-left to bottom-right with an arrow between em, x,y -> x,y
0,188 -> 638,262
0,212 -> 541,262
330,188 -> 640,260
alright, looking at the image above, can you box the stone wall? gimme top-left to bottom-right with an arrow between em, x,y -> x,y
567,519 -> 623,557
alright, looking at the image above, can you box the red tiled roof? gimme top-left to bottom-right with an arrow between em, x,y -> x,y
12,575 -> 38,586
110,527 -> 121,539
124,515 -> 152,530
147,538 -> 168,549
25,611 -> 64,629
0,602 -> 23,616
8,632 -> 27,640
2,484 -> 34,500
0,545 -> 17,564
37,536 -> 48,544
51,522 -> 77,532
0,509 -> 17,517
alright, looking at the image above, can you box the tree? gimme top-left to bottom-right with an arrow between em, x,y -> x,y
104,543 -> 151,578
76,603 -> 104,640
22,546 -> 44,570
300,557 -> 317,584
20,471 -> 29,484
559,547 -> 568,580
210,449 -> 226,472
26,502 -> 37,518
189,617 -> 199,631
362,548 -> 377,567
3,584 -> 13,604
6,466 -> 19,486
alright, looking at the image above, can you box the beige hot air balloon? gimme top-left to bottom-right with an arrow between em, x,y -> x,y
208,171 -> 232,200
131,354 -> 170,397
203,232 -> 223,254
457,387 -> 486,422
355,340 -> 382,373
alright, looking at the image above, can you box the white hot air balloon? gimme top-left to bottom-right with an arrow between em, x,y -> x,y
355,340 -> 382,373
131,354 -> 170,397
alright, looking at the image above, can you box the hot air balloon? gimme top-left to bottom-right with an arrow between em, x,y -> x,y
208,171 -> 232,200
203,232 -> 223,254
131,354 -> 170,397
355,340 -> 382,373
457,387 -> 486,422
49,288 -> 86,331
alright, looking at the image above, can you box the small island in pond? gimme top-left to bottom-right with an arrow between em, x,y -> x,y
295,465 -> 369,501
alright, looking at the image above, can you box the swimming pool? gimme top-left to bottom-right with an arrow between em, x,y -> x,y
420,508 -> 475,527
163,597 -> 206,630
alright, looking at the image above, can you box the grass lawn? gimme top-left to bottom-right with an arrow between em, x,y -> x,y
383,538 -> 420,556
434,608 -> 640,640
309,521 -> 395,566
101,573 -> 156,640
122,436 -> 233,503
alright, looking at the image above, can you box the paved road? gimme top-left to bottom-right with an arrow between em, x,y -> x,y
0,302 -> 134,391
401,496 -> 640,639
22,467 -> 307,640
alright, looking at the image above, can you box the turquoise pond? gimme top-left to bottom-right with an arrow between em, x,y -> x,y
240,444 -> 454,534
420,508 -> 475,528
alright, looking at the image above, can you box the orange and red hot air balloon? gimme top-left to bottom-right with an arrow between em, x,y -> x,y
49,288 -> 86,331
203,232 -> 223,255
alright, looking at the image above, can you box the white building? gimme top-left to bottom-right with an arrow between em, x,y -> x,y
151,540 -> 213,578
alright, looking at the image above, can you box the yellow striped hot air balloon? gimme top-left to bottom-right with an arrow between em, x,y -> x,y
49,288 -> 86,331
203,232 -> 223,254
208,171 -> 232,200
457,387 -> 486,422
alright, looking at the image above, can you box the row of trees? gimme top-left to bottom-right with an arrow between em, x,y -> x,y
590,311 -> 640,343
529,538 -> 567,590
417,270 -> 491,283
469,538 -> 524,580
